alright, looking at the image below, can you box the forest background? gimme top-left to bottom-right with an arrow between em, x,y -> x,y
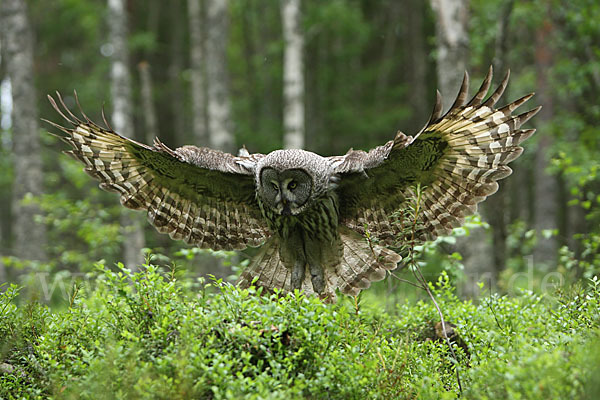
0,0 -> 599,398
1,0 -> 598,297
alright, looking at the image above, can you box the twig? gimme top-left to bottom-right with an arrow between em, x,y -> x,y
389,272 -> 425,290
411,265 -> 463,393
403,184 -> 463,394
488,282 -> 504,330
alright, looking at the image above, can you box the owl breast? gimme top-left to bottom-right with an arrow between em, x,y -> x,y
259,191 -> 340,243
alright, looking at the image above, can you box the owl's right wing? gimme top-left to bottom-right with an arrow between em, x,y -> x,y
45,93 -> 270,250
329,67 -> 540,246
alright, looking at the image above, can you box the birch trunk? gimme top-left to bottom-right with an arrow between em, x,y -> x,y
188,0 -> 208,146
108,0 -> 145,270
429,0 -> 469,111
281,0 -> 305,149
0,40 -> 6,283
138,62 -> 159,144
205,0 -> 234,152
1,0 -> 47,261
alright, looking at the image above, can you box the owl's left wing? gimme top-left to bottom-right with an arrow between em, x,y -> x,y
330,67 -> 541,246
45,93 -> 270,250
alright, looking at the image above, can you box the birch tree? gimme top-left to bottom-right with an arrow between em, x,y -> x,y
205,0 -> 234,152
1,0 -> 47,261
108,0 -> 145,270
0,36 -> 5,284
138,62 -> 159,144
429,0 -> 469,110
188,0 -> 208,146
281,0 -> 305,149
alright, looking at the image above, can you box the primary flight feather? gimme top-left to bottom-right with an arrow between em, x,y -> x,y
46,67 -> 540,302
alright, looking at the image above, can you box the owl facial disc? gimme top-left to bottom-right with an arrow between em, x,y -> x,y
260,168 -> 312,215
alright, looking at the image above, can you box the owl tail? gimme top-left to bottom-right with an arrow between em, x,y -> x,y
237,237 -> 339,301
237,228 -> 402,302
332,227 -> 402,297
237,237 -> 290,294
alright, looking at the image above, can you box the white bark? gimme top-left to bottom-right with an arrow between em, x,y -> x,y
281,0 -> 305,149
138,62 -> 159,144
187,0 -> 208,145
1,0 -> 47,261
205,0 -> 234,152
108,0 -> 145,270
429,0 -> 469,111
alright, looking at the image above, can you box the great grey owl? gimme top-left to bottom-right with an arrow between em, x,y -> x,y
46,68 -> 540,302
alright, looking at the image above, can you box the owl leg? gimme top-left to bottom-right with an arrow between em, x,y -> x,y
303,236 -> 325,294
291,259 -> 306,290
280,228 -> 307,291
308,262 -> 325,294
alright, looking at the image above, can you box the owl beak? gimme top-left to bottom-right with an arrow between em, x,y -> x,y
281,198 -> 291,216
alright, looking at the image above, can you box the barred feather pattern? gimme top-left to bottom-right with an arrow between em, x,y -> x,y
237,227 -> 401,302
332,67 -> 541,245
45,93 -> 270,250
410,69 -> 539,241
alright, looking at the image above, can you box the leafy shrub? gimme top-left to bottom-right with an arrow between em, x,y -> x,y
0,265 -> 599,399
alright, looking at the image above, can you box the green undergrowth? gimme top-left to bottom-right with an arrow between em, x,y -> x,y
1,264 -> 599,399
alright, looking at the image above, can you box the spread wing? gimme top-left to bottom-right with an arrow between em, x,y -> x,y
330,67 -> 541,245
45,93 -> 270,250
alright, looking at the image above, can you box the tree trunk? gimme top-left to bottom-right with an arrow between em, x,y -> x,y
108,0 -> 145,270
533,14 -> 558,268
138,61 -> 159,144
429,0 -> 469,111
480,0 -> 514,283
205,0 -> 235,152
404,0 -> 429,132
168,0 -> 187,147
188,0 -> 208,146
1,0 -> 47,262
0,40 -> 5,254
281,0 -> 305,149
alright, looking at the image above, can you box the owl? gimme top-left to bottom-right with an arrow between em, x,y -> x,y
46,67 -> 539,302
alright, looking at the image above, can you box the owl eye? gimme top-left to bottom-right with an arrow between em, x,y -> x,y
271,181 -> 279,190
288,181 -> 297,190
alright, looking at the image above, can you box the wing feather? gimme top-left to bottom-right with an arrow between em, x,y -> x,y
46,93 -> 270,250
330,67 -> 540,245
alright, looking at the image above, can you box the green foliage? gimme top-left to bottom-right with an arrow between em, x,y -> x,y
1,265 -> 599,399
39,156 -> 123,271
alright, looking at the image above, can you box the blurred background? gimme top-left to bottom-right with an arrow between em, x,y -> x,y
0,0 -> 598,304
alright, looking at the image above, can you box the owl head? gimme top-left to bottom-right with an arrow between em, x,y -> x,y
255,149 -> 334,216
